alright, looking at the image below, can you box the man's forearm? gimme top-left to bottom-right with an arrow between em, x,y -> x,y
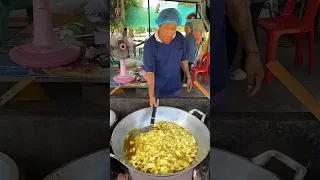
181,61 -> 191,79
146,72 -> 155,98
226,0 -> 259,53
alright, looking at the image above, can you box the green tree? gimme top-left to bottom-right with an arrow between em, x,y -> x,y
179,2 -> 196,7
110,0 -> 143,32
132,27 -> 147,34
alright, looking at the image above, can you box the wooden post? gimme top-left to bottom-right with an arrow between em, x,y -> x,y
267,61 -> 320,120
0,77 -> 37,107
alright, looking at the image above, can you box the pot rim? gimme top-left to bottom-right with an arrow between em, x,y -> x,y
110,110 -> 116,127
110,106 -> 210,177
211,148 -> 307,180
0,152 -> 19,180
42,149 -> 108,180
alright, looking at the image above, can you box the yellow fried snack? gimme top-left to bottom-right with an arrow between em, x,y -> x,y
124,121 -> 197,174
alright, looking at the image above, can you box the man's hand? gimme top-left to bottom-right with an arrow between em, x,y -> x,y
226,0 -> 264,96
186,78 -> 192,92
149,96 -> 159,107
181,60 -> 192,92
247,52 -> 264,97
117,173 -> 129,180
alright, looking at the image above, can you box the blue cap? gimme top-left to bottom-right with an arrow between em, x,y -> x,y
185,22 -> 194,31
155,8 -> 182,26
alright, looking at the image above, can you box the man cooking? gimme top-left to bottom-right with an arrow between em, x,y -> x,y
143,8 -> 193,107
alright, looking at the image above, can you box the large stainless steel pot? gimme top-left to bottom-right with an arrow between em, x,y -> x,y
110,106 -> 210,179
42,149 -> 108,180
211,148 -> 307,180
110,110 -> 116,127
0,152 -> 19,180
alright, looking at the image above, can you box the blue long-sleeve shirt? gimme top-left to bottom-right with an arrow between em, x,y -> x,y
143,31 -> 187,96
184,33 -> 196,63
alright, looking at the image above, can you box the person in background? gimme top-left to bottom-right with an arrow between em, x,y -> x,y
226,0 -> 266,80
211,0 -> 264,112
187,12 -> 197,19
144,8 -> 193,107
181,22 -> 196,87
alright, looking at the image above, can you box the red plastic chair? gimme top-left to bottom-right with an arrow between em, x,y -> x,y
257,0 -> 320,83
191,52 -> 210,88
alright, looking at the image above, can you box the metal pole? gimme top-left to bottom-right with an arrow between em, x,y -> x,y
148,0 -> 151,36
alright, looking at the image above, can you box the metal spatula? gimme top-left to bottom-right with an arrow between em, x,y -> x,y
130,89 -> 159,140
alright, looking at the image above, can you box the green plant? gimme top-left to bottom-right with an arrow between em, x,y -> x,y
179,2 -> 196,7
132,27 -> 146,34
110,0 -> 143,32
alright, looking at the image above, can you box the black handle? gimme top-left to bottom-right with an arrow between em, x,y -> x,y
151,89 -> 159,125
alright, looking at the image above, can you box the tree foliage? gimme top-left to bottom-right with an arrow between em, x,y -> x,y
179,2 -> 196,7
110,0 -> 143,32
110,0 -> 196,34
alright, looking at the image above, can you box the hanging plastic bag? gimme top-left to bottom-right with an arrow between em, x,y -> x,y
84,0 -> 108,23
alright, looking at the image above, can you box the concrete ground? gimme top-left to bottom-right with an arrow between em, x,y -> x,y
0,82 -> 108,180
228,8 -> 320,112
0,101 -> 108,180
211,113 -> 320,180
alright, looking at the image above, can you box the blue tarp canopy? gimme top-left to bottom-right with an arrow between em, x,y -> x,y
125,5 -> 196,28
